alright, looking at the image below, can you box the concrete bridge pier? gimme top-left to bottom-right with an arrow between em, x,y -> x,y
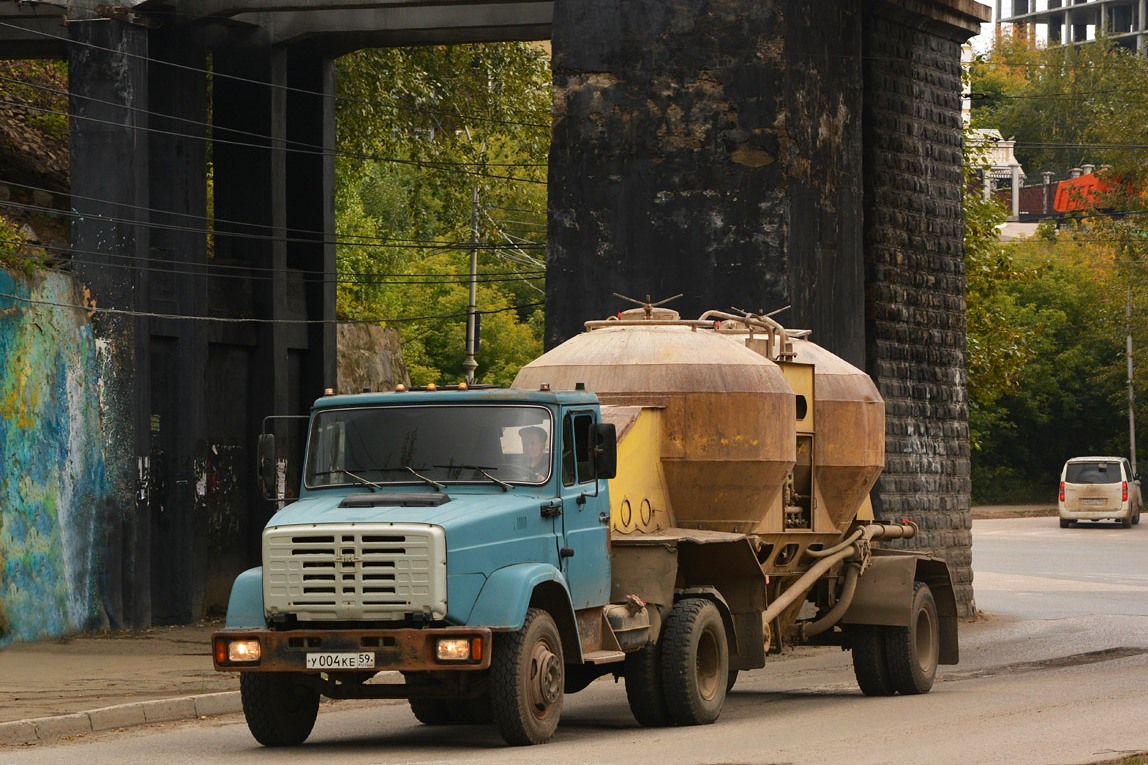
67,20 -> 336,628
548,0 -> 984,615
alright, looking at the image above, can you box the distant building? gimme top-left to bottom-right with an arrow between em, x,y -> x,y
968,128 -> 1027,220
997,1 -> 1148,53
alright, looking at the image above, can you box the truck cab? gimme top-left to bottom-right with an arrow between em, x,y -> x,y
214,386 -> 618,746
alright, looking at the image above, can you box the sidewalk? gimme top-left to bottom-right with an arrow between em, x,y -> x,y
0,620 -> 241,746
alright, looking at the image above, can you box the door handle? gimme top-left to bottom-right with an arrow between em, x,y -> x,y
541,502 -> 562,519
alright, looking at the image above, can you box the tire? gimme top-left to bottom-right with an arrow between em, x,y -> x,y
1059,518 -> 1072,528
1134,507 -> 1141,525
625,643 -> 672,727
240,672 -> 320,747
490,608 -> 564,745
408,697 -> 454,725
659,598 -> 728,726
851,625 -> 895,696
405,673 -> 490,725
409,696 -> 491,725
1121,515 -> 1133,529
883,582 -> 940,695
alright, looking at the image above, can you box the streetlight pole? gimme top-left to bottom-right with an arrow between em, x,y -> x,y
1128,287 -> 1137,474
463,180 -> 479,385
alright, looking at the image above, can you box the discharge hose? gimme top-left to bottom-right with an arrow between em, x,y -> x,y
759,522 -> 918,637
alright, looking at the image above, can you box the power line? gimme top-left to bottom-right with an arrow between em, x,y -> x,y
0,93 -> 548,186
0,195 -> 545,254
0,288 -> 544,325
6,245 -> 545,285
0,20 -> 551,131
0,71 -> 549,175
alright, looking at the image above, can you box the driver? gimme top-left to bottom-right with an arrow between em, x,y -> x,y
519,426 -> 549,479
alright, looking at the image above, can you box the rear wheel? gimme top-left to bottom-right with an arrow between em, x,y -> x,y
851,625 -> 895,696
883,582 -> 940,695
490,608 -> 564,745
1059,518 -> 1073,528
1121,515 -> 1133,529
240,672 -> 319,747
625,642 -> 671,727
660,598 -> 728,726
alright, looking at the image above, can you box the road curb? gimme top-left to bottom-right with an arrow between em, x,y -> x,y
0,691 -> 242,747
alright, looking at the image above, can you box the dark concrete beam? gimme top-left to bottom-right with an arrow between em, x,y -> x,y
0,4 -> 69,58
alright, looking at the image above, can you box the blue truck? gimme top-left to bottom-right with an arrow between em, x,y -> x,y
212,308 -> 958,747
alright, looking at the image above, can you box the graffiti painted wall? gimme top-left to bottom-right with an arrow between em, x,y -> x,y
0,266 -> 112,645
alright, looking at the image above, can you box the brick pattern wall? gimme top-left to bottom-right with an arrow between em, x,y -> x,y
862,13 -> 974,616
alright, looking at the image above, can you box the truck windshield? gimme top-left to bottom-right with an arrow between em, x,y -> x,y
304,404 -> 554,489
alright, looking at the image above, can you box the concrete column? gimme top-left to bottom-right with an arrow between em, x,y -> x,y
548,0 -> 865,364
68,18 -> 152,629
144,28 -> 209,624
1140,0 -> 1146,53
1011,163 -> 1022,220
210,46 -> 336,581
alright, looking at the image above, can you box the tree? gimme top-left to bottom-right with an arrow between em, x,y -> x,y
968,34 -> 1148,179
334,43 -> 550,385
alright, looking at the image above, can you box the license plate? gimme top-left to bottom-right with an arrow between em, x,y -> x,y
305,652 -> 375,670
1081,498 -> 1106,506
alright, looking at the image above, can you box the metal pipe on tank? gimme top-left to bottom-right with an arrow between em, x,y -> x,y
759,522 -> 918,631
800,561 -> 861,639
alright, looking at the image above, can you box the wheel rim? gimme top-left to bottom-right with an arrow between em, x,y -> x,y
528,638 -> 562,716
914,604 -> 938,675
695,626 -> 721,701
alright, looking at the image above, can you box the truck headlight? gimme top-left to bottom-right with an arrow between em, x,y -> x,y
436,637 -> 482,662
216,638 -> 262,664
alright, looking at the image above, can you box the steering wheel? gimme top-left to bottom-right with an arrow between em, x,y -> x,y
494,462 -> 537,481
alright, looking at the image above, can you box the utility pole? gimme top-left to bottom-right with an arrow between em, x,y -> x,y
463,180 -> 479,385
1128,287 -> 1137,474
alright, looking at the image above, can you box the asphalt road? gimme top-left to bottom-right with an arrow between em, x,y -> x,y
4,516 -> 1148,765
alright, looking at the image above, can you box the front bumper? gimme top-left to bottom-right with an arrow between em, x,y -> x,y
212,626 -> 492,673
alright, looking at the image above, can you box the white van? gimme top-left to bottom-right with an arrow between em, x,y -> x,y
1058,456 -> 1141,528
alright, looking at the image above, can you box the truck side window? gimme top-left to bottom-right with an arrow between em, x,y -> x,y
563,412 -> 596,486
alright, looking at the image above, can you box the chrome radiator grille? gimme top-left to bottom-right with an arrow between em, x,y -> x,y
263,523 -> 447,622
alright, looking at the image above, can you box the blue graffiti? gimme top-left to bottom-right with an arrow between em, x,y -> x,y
0,268 -> 110,645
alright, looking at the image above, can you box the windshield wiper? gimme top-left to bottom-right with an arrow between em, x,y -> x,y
342,470 -> 383,492
405,465 -> 446,492
433,464 -> 512,492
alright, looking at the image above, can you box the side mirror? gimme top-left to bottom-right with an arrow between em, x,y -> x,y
593,423 -> 617,480
257,433 -> 278,499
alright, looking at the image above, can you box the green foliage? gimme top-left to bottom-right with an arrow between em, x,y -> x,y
0,60 -> 68,143
969,234 -> 1127,503
968,33 -> 1148,177
335,43 -> 549,385
965,33 -> 1148,501
0,217 -> 32,275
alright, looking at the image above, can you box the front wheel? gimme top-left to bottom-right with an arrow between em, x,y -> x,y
490,608 -> 564,745
240,672 -> 320,747
660,598 -> 729,726
883,582 -> 940,695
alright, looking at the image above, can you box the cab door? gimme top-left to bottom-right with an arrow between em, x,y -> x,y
557,410 -> 612,609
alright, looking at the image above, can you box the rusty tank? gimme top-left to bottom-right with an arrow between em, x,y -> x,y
512,305 -> 885,576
